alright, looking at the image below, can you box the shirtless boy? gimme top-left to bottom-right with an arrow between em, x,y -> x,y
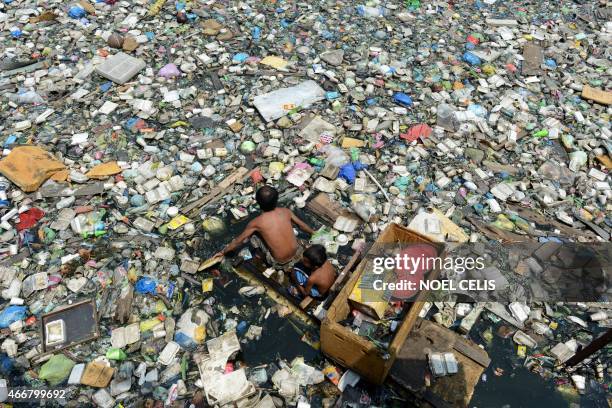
291,244 -> 337,298
215,185 -> 314,270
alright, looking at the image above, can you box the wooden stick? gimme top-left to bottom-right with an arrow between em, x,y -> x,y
363,168 -> 391,202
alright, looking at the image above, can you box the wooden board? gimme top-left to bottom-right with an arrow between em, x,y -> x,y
306,193 -> 360,226
321,224 -> 440,385
233,259 -> 318,328
389,319 -> 489,408
182,167 -> 250,217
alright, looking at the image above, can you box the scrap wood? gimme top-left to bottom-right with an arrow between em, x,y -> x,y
507,204 -> 600,240
363,168 -> 391,202
467,216 -> 532,243
182,166 -> 251,217
306,192 -> 361,226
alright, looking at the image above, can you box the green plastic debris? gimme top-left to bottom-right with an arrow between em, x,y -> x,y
106,348 -> 127,361
406,0 -> 420,9
240,140 -> 256,154
533,129 -> 549,138
38,354 -> 75,386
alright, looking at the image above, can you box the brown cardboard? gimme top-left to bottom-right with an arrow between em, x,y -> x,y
521,44 -> 542,75
581,85 -> 612,106
321,223 -> 441,384
80,362 -> 114,387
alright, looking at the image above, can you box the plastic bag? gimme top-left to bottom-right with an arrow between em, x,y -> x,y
338,163 -> 356,184
158,63 -> 181,78
0,354 -> 13,375
0,305 -> 27,328
320,145 -> 349,167
135,277 -> 157,295
310,227 -> 333,245
201,217 -> 225,234
39,354 -> 75,386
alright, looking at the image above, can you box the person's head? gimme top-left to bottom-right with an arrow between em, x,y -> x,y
303,245 -> 327,269
256,185 -> 279,212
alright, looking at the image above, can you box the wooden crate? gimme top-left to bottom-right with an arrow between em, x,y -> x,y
321,223 -> 442,384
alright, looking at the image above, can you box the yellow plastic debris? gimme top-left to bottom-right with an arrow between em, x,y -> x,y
148,0 -> 166,16
202,278 -> 214,293
0,146 -> 66,192
86,161 -> 122,179
167,215 -> 190,230
260,56 -> 289,70
341,137 -> 366,148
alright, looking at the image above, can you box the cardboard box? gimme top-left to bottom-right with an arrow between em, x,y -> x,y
321,223 -> 441,384
348,274 -> 388,320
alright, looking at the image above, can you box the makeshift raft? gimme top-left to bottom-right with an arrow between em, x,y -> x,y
226,223 -> 489,408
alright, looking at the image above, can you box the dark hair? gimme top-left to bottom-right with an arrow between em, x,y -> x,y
303,245 -> 327,268
256,185 -> 278,212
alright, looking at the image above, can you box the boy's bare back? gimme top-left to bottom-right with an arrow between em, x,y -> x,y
252,208 -> 298,263
310,261 -> 336,295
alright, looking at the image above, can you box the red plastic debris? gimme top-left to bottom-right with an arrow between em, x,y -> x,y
400,124 -> 432,142
16,208 -> 45,231
467,35 -> 480,45
392,243 -> 438,300
250,169 -> 264,184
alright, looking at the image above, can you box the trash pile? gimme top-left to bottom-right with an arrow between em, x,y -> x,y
0,0 -> 610,406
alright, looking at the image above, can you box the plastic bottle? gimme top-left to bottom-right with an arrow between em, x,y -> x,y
356,5 -> 386,17
462,52 -> 482,66
436,104 -> 456,131
569,151 -> 587,171
6,91 -> 45,105
320,145 -> 349,167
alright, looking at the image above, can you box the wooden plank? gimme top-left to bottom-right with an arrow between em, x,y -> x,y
390,319 -> 488,408
232,262 -> 318,327
300,296 -> 315,310
565,328 -> 612,367
322,250 -> 362,309
306,193 -> 360,226
453,339 -> 491,367
182,167 -> 250,216
582,85 -> 612,106
506,204 -> 598,240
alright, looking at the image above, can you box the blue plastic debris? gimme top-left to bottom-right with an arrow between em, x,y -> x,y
0,354 -> 13,375
135,277 -> 157,295
236,321 -> 249,336
339,163 -> 356,184
233,53 -> 249,63
4,135 -> 17,147
0,306 -> 27,329
100,82 -> 113,92
68,6 -> 86,19
393,92 -> 413,107
462,52 -> 482,66
252,26 -> 261,41
326,91 -> 340,100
